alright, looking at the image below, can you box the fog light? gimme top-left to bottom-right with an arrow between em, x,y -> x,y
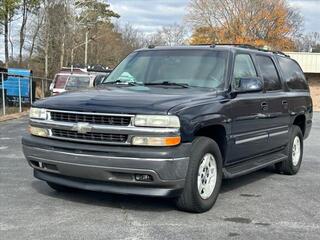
135,174 -> 153,182
29,126 -> 49,137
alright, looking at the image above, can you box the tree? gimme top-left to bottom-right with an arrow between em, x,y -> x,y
148,23 -> 188,46
26,2 -> 45,65
71,0 -> 119,67
295,32 -> 320,52
19,0 -> 41,65
0,0 -> 21,67
186,0 -> 303,50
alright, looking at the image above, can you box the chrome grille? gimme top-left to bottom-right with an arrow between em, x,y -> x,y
50,111 -> 131,126
51,129 -> 128,143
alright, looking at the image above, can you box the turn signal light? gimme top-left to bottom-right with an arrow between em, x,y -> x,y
132,136 -> 181,146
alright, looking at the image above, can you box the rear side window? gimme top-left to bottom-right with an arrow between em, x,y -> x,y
256,55 -> 282,91
65,76 -> 90,90
233,54 -> 257,88
54,74 -> 69,89
278,57 -> 308,90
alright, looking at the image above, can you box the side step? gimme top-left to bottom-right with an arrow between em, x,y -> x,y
223,152 -> 287,179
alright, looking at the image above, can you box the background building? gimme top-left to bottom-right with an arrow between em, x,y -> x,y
285,52 -> 320,111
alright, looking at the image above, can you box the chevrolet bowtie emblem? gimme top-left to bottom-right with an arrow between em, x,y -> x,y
72,122 -> 92,134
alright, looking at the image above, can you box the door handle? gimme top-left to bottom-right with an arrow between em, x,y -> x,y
260,101 -> 268,111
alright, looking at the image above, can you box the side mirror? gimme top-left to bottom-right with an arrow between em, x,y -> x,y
234,77 -> 263,93
49,83 -> 54,91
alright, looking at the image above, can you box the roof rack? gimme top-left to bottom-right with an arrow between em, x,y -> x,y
214,43 -> 258,50
145,43 -> 290,57
272,51 -> 290,57
214,43 -> 291,57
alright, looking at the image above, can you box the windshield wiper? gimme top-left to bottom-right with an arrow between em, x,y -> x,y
144,81 -> 189,88
102,79 -> 140,86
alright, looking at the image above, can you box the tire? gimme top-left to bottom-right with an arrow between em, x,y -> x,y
275,126 -> 303,175
175,137 -> 223,213
47,182 -> 76,192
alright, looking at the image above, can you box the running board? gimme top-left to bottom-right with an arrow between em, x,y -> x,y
223,152 -> 287,179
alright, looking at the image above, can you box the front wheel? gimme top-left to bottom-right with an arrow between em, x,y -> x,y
176,137 -> 223,213
275,126 -> 303,175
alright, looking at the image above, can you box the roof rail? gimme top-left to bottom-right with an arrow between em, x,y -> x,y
214,43 -> 291,57
148,45 -> 156,49
272,51 -> 290,57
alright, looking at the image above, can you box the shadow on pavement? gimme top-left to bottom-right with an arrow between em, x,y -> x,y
221,167 -> 275,193
31,167 -> 276,212
31,180 -> 176,212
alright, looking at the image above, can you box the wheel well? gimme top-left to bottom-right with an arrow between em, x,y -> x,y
293,115 -> 306,136
195,125 -> 227,160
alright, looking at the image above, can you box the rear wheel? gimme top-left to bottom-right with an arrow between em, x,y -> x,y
176,137 -> 222,213
275,126 -> 303,175
47,182 -> 76,192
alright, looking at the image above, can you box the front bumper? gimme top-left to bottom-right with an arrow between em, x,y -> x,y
22,135 -> 191,197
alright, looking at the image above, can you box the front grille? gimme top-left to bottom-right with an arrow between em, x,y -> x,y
51,129 -> 128,143
50,111 -> 131,126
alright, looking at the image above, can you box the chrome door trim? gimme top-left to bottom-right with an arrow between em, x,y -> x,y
235,134 -> 268,145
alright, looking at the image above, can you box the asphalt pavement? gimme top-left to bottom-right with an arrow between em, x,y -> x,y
1,114 -> 320,240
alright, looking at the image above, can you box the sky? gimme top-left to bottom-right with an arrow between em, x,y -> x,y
1,0 -> 320,61
108,0 -> 320,33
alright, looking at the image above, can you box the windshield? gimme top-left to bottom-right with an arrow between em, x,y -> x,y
65,75 -> 90,90
104,50 -> 228,89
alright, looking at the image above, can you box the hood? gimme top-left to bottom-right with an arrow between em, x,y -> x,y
33,86 -> 217,115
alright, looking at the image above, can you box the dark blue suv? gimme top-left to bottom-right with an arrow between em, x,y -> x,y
22,45 -> 312,212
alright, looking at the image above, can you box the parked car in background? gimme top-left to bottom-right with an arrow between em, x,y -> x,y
50,66 -> 112,95
93,70 -> 112,87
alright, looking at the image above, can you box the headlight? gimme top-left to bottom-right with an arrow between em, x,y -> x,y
134,115 -> 180,128
30,108 -> 47,120
29,126 -> 49,137
132,136 -> 181,146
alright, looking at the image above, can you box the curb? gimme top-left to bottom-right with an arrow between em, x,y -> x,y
0,112 -> 29,122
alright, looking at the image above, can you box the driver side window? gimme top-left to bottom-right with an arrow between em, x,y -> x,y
233,54 -> 257,88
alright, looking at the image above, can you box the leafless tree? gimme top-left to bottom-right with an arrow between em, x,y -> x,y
148,23 -> 188,46
296,32 -> 320,52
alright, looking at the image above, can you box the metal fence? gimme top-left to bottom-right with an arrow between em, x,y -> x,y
0,72 -> 53,116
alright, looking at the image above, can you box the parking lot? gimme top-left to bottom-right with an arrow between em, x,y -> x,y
1,114 -> 320,240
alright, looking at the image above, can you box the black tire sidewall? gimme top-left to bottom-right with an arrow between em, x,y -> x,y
287,126 -> 303,174
188,137 -> 223,211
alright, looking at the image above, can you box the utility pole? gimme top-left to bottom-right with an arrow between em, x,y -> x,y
85,31 -> 89,66
71,0 -> 95,71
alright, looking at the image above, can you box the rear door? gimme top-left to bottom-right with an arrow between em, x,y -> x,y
255,55 -> 290,151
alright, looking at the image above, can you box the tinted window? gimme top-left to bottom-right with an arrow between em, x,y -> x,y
233,54 -> 257,88
54,74 -> 69,89
104,50 -> 228,89
65,76 -> 90,90
256,55 -> 282,91
278,57 -> 308,90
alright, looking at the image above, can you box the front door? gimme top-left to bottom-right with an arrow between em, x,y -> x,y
226,53 -> 270,164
